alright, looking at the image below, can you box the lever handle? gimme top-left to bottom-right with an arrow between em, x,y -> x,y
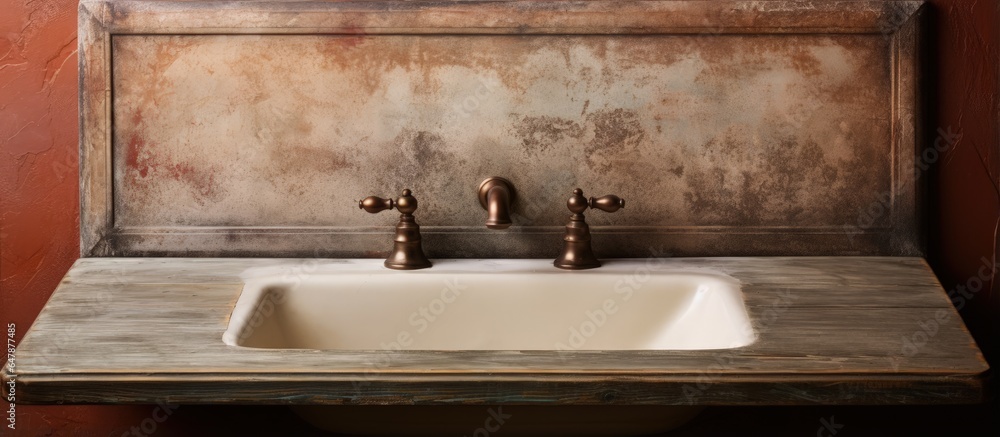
589,194 -> 625,213
359,196 -> 394,214
565,188 -> 624,214
358,189 -> 430,270
556,188 -> 623,270
359,189 -> 418,215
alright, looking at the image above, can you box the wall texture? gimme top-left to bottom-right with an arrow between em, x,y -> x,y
96,29 -> 917,259
111,34 -> 895,230
0,0 -> 997,435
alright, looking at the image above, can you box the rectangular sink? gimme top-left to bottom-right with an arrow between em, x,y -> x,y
224,260 -> 755,351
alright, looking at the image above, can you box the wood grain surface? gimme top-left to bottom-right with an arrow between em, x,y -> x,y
4,256 -> 988,405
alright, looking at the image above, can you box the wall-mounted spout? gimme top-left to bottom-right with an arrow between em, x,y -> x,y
477,177 -> 516,230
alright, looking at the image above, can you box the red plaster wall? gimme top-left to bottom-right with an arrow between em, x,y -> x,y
926,0 -> 1000,365
0,0 -> 997,435
1,0 -> 161,435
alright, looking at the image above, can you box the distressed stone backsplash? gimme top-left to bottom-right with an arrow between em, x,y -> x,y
112,34 -> 892,230
78,0 -> 921,256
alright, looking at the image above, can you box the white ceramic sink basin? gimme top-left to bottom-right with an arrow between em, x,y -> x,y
224,259 -> 754,351
223,259 -> 754,436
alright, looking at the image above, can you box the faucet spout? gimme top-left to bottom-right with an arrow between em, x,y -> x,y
478,177 -> 516,230
485,185 -> 512,229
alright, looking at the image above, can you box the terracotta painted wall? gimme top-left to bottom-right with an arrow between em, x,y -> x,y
1,0 -> 162,434
0,0 -> 997,435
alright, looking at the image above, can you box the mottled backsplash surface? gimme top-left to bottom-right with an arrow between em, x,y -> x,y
82,1 -> 923,257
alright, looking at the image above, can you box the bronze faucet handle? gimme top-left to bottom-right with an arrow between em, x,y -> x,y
554,189 -> 624,270
359,189 -> 418,215
565,188 -> 625,214
589,194 -> 625,213
359,196 -> 394,214
357,189 -> 430,270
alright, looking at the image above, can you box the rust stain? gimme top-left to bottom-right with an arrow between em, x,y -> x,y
124,109 -> 150,178
515,115 -> 584,154
315,35 -> 563,96
125,133 -> 149,178
165,162 -> 218,200
384,129 -> 462,181
583,108 -> 646,173
513,109 -> 645,173
125,136 -> 222,202
122,108 -> 221,203
788,49 -> 824,77
336,26 -> 370,50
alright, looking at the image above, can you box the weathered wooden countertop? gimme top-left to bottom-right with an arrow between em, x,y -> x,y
4,257 -> 989,405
